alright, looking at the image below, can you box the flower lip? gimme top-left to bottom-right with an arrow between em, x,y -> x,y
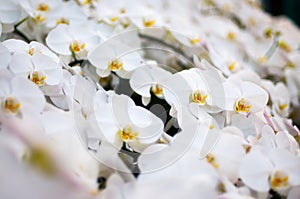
2,97 -> 21,114
235,98 -> 251,113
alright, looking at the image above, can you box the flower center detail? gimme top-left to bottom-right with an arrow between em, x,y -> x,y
70,40 -> 86,53
191,90 -> 208,105
37,3 -> 49,12
35,14 -> 46,23
235,98 -> 252,113
143,18 -> 156,27
56,17 -> 70,25
28,48 -> 35,56
228,61 -> 236,72
227,32 -> 236,40
278,103 -> 288,111
206,153 -> 219,169
152,84 -> 163,97
118,127 -> 139,142
271,171 -> 289,189
108,59 -> 123,71
30,71 -> 46,86
2,97 -> 21,114
190,37 -> 200,45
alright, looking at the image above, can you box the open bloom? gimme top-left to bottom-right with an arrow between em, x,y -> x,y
129,62 -> 172,105
46,23 -> 100,59
93,90 -> 164,152
239,147 -> 300,193
0,76 -> 45,116
216,81 -> 269,114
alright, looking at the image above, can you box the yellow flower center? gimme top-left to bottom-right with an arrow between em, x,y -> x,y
37,3 -> 49,12
227,32 -> 236,40
152,84 -> 164,97
108,59 -> 123,71
119,8 -> 126,14
70,40 -> 86,53
28,48 -> 35,56
278,40 -> 291,53
258,56 -> 268,64
118,127 -> 139,142
228,61 -> 237,72
190,37 -> 200,45
35,14 -> 46,23
2,97 -> 21,114
206,153 -> 219,168
235,98 -> 252,113
30,71 -> 46,86
191,90 -> 208,105
143,18 -> 156,27
110,16 -> 118,22
271,171 -> 289,189
56,17 -> 69,25
278,103 -> 288,111
264,28 -> 273,39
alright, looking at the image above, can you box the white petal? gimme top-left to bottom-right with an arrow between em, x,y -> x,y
11,77 -> 45,113
9,53 -> 33,75
2,39 -> 28,53
46,25 -> 72,55
0,42 -> 10,69
239,149 -> 272,192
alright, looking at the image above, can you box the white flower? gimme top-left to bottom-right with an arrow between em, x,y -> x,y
216,81 -> 268,114
88,31 -> 143,78
0,76 -> 45,116
239,147 -> 300,193
93,90 -> 164,152
46,23 -> 100,59
129,62 -> 172,105
0,0 -> 21,25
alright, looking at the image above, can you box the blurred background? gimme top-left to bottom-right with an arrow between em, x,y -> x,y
262,0 -> 300,26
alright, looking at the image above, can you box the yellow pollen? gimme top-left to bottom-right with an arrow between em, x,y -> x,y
56,17 -> 69,25
118,127 -> 139,142
228,61 -> 236,72
278,40 -> 291,53
264,28 -> 273,39
90,189 -> 99,195
235,98 -> 252,113
119,8 -> 126,14
206,153 -> 219,168
209,124 -> 215,130
82,0 -> 93,5
35,14 -> 46,23
108,59 -> 123,71
30,71 -> 46,86
258,56 -> 268,64
279,103 -> 288,111
143,18 -> 156,27
37,3 -> 49,12
190,38 -> 200,45
70,41 -> 86,53
2,97 -> 21,114
191,90 -> 208,105
227,32 -> 236,40
28,48 -> 35,56
271,172 -> 289,189
110,16 -> 118,22
152,84 -> 164,97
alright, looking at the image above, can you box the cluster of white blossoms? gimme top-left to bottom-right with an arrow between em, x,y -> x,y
1,0 -> 300,198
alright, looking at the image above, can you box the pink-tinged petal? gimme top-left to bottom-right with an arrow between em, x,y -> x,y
9,53 -> 33,75
11,77 -> 45,113
3,39 -> 28,53
46,25 -> 72,55
239,149 -> 272,192
0,42 -> 10,69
